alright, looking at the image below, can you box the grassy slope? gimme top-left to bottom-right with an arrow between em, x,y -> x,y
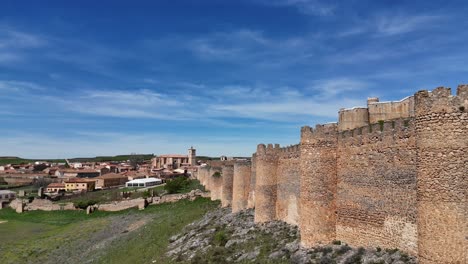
0,198 -> 219,264
98,198 -> 218,264
0,208 -> 114,263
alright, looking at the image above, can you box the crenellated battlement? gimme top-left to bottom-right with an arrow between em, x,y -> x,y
301,123 -> 338,135
415,86 -> 468,115
338,118 -> 413,139
256,143 -> 281,156
198,85 -> 466,263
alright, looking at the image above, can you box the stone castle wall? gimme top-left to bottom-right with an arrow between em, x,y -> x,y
196,86 -> 467,263
276,145 -> 301,225
208,166 -> 223,201
247,153 -> 256,209
232,161 -> 251,213
414,86 -> 467,264
221,165 -> 234,207
254,144 -> 279,223
300,124 -> 338,247
336,119 -> 418,255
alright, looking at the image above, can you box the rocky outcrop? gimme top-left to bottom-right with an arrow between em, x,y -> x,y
166,207 -> 417,263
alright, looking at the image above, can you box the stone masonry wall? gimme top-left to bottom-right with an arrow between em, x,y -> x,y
254,144 -> 279,223
276,145 -> 301,225
414,86 -> 467,264
300,124 -> 338,247
336,119 -> 418,255
209,166 -> 223,201
221,165 -> 234,207
232,161 -> 251,213
198,166 -> 210,190
247,153 -> 256,209
196,86 -> 467,263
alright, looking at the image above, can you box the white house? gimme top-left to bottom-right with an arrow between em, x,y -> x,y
125,178 -> 162,188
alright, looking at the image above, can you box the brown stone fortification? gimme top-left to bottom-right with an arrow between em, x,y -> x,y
254,144 -> 280,223
221,165 -> 234,207
197,86 -> 467,264
209,166 -> 223,201
277,144 -> 300,225
232,161 -> 251,213
300,124 -> 338,247
414,86 -> 467,264
247,153 -> 256,209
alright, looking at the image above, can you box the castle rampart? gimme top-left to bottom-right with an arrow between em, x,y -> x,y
414,86 -> 467,264
208,166 -> 223,201
221,165 -> 234,207
338,95 -> 415,131
247,153 -> 257,209
276,144 -> 301,225
336,118 -> 418,255
254,143 -> 280,223
300,123 -> 338,247
232,161 -> 251,213
368,96 -> 414,124
196,85 -> 467,263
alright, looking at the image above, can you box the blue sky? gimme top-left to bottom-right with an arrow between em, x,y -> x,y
1,0 -> 467,158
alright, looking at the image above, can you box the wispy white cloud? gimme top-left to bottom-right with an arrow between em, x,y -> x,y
187,28 -> 323,69
375,15 -> 441,36
0,27 -> 47,49
0,80 -> 46,92
257,0 -> 336,16
308,78 -> 369,99
337,13 -> 444,38
0,26 -> 48,65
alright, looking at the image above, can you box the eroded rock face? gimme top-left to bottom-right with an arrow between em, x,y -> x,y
166,207 -> 417,263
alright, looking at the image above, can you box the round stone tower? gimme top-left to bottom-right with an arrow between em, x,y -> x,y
254,143 -> 280,223
221,165 -> 234,207
232,161 -> 251,213
414,86 -> 467,264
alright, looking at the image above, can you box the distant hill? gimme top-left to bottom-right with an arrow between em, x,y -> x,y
0,154 -> 154,165
0,158 -> 65,165
69,154 -> 154,163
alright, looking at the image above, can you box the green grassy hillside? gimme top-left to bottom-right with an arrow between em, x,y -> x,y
0,198 -> 219,264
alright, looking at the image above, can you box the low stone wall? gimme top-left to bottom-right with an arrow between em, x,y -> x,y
8,198 -> 75,212
96,198 -> 146,212
26,199 -> 75,211
8,189 -> 210,213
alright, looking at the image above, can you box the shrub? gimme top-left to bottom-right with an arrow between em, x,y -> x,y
400,252 -> 410,262
332,240 -> 342,245
164,176 -> 190,194
73,199 -> 98,209
142,190 -> 150,198
344,247 -> 365,264
320,246 -> 333,254
336,245 -> 351,255
213,230 -> 229,246
459,106 -> 465,112
319,255 -> 335,264
378,120 -> 385,131
385,248 -> 399,254
212,171 -> 222,178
